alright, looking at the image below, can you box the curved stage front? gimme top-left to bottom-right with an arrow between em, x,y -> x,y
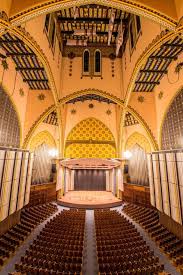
58,191 -> 122,209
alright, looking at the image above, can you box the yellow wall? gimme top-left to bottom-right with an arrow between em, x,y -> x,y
65,117 -> 116,158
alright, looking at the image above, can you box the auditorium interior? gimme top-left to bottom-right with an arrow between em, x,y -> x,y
0,0 -> 183,274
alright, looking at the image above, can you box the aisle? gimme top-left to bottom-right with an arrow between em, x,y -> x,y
0,205 -> 64,275
83,210 -> 98,275
121,209 -> 180,275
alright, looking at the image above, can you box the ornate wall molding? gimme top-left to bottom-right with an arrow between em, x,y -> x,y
9,0 -> 177,30
59,88 -> 124,106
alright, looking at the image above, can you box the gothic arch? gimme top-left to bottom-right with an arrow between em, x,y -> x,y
65,117 -> 116,158
22,89 -> 158,151
125,131 -> 151,153
29,130 -> 57,151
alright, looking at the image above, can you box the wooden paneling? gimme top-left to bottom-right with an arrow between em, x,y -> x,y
159,211 -> 183,240
122,183 -> 150,207
0,210 -> 20,237
28,182 -> 56,206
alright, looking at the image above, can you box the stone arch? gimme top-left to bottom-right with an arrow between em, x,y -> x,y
125,131 -> 151,153
0,84 -> 21,148
65,117 -> 116,158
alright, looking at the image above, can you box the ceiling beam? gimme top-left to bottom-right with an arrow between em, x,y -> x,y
0,39 -> 22,44
135,80 -> 160,84
58,17 -> 126,24
6,52 -> 35,56
161,43 -> 183,48
149,55 -> 177,60
61,30 -> 118,36
16,67 -> 45,71
23,79 -> 48,82
140,70 -> 167,74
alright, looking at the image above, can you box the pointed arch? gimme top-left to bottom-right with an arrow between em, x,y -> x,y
125,131 -> 151,153
29,130 -> 57,151
65,117 -> 116,158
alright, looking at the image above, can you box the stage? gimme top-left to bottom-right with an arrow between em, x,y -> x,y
58,191 -> 122,209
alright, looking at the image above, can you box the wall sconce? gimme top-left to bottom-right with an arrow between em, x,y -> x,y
123,150 -> 132,160
48,148 -> 58,158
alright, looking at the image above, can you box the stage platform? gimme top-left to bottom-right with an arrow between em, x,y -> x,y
57,191 -> 122,209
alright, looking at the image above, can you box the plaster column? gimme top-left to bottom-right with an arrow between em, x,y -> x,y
65,168 -> 69,193
110,169 -> 115,194
70,170 -> 75,190
106,170 -> 110,191
116,163 -> 124,198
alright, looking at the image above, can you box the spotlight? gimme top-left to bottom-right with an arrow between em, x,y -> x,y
48,148 -> 58,158
123,150 -> 132,160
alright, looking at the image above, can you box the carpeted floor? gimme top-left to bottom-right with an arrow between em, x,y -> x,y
82,210 -> 98,275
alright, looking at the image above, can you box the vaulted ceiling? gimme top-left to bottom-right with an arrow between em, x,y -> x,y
0,33 -> 50,90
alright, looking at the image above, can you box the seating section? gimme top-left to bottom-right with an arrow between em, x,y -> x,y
94,209 -> 164,275
15,209 -> 86,274
0,203 -> 57,266
123,204 -> 183,271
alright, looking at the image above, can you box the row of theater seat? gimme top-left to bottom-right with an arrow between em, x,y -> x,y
0,203 -> 57,266
94,209 -> 164,275
14,209 -> 86,274
123,204 -> 183,272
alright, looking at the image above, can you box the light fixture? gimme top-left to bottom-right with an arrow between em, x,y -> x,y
48,148 -> 58,158
123,150 -> 132,160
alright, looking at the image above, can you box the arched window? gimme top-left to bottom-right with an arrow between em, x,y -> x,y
83,50 -> 90,75
94,50 -> 101,75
